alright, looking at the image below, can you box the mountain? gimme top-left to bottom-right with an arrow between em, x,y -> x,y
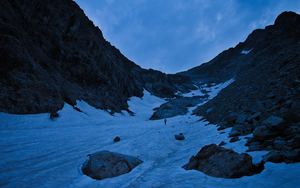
1,0 -> 300,186
0,0 -> 195,114
181,11 -> 300,162
185,11 -> 300,126
1,0 -> 300,162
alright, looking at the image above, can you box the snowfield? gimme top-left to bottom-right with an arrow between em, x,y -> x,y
1,81 -> 300,188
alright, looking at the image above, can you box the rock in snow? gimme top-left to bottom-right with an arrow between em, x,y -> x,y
82,151 -> 143,180
114,136 -> 121,142
262,116 -> 288,130
183,144 -> 264,178
175,133 -> 185,140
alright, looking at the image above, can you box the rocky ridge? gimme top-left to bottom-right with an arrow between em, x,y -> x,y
187,11 -> 300,162
0,0 -> 195,115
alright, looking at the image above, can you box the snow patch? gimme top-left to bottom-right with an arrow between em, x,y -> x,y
241,48 -> 253,54
182,78 -> 234,99
1,81 -> 300,187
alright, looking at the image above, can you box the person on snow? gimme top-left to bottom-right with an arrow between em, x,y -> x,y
164,119 -> 167,125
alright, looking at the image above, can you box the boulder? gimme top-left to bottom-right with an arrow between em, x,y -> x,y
252,119 -> 260,127
50,112 -> 59,119
114,136 -> 121,142
248,141 -> 264,151
253,126 -> 279,142
263,140 -> 274,148
251,112 -> 262,121
262,116 -> 288,130
224,114 -> 239,127
182,144 -> 264,178
273,140 -> 287,150
175,133 -> 185,140
217,122 -> 227,130
236,114 -> 248,125
82,151 -> 143,180
262,151 -> 284,163
280,109 -> 300,123
262,150 -> 300,164
229,136 -> 241,143
229,124 -> 244,137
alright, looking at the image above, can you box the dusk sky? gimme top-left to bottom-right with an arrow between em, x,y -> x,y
74,0 -> 300,74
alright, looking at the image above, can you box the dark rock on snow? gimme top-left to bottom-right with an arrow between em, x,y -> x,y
114,136 -> 121,142
183,144 -> 264,178
252,126 -> 279,142
229,136 -> 241,143
82,151 -> 143,180
175,133 -> 185,140
50,112 -> 59,119
219,141 -> 227,146
262,150 -> 300,164
150,95 -> 208,120
262,116 -> 288,131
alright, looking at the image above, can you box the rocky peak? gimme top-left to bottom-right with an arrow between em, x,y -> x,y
274,11 -> 300,28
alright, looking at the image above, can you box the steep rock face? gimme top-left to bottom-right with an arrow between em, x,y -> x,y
187,11 -> 300,163
0,0 -> 142,114
0,0 -> 194,114
191,11 -> 300,126
180,11 -> 300,87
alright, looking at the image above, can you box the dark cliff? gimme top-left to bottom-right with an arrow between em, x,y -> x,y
0,0 -> 194,114
189,11 -> 300,127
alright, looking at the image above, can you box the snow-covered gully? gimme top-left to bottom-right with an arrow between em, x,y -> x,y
1,80 -> 300,187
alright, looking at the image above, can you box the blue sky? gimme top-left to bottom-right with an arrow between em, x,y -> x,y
74,0 -> 300,73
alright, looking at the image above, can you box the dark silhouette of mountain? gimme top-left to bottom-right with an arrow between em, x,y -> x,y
188,11 -> 300,126
184,11 -> 300,162
0,0 -> 195,114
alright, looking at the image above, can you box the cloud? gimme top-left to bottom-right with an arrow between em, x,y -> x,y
105,0 -> 114,4
195,23 -> 216,42
74,0 -> 300,74
217,13 -> 223,22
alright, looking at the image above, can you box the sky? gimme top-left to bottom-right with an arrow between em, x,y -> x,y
73,0 -> 300,74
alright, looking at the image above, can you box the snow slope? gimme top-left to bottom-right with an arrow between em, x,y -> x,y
1,80 -> 300,188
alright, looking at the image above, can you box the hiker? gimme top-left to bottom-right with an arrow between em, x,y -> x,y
164,119 -> 167,125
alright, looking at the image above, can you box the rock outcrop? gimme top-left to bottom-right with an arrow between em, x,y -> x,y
150,95 -> 208,120
82,151 -> 143,180
183,144 -> 264,178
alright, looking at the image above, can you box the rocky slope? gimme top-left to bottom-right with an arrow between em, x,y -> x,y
186,11 -> 300,162
184,11 -> 300,124
0,0 -> 194,114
